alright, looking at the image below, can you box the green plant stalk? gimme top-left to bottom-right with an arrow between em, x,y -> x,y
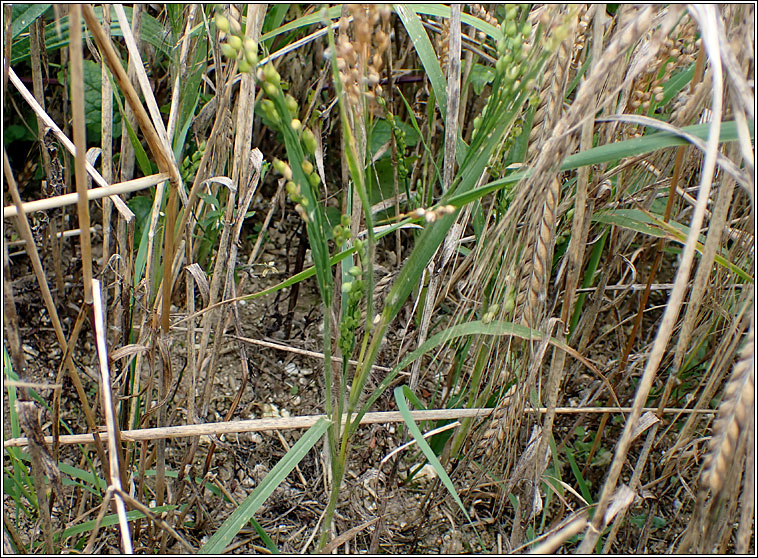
342,68 -> 537,430
448,335 -> 494,457
4,351 -> 37,517
569,229 -> 607,333
259,32 -> 342,550
318,20 -> 381,548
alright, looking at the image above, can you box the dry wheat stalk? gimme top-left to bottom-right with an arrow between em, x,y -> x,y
578,6 -> 724,550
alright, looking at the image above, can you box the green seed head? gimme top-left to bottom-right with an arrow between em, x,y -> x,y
301,160 -> 314,175
263,81 -> 278,97
263,62 -> 280,86
505,20 -> 518,38
215,14 -> 230,33
285,94 -> 298,114
496,57 -> 507,74
291,118 -> 302,131
308,172 -> 320,187
348,265 -> 362,278
221,43 -> 238,59
245,49 -> 259,67
504,290 -> 516,314
302,128 -> 317,154
238,57 -> 251,73
227,35 -> 243,52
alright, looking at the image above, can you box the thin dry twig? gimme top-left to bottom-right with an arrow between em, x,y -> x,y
3,173 -> 168,218
5,66 -> 133,220
4,405 -> 715,449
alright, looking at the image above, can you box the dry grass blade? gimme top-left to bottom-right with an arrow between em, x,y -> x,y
3,4 -> 753,553
5,65 -> 137,222
113,5 -> 174,156
321,518 -> 379,554
442,4 -> 461,192
81,6 -> 171,173
91,279 -> 133,553
657,142 -> 742,414
2,241 -> 26,376
82,5 -> 182,332
15,400 -> 61,553
4,149 -> 110,474
527,510 -> 588,554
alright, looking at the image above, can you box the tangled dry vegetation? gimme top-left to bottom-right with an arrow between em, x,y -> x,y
2,4 -> 755,554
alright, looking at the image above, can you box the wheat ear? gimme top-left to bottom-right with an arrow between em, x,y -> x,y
702,320 -> 755,496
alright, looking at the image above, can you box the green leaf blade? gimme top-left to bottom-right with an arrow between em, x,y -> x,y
200,418 -> 330,554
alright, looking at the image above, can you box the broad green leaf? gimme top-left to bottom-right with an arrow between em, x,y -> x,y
258,5 -> 343,43
593,208 -> 671,238
11,6 -> 172,65
468,63 -> 495,96
561,120 -> 749,171
594,208 -> 754,283
11,4 -> 51,39
411,4 -> 501,40
261,3 -> 291,49
172,41 -> 208,160
201,418 -> 330,553
57,59 -> 122,143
